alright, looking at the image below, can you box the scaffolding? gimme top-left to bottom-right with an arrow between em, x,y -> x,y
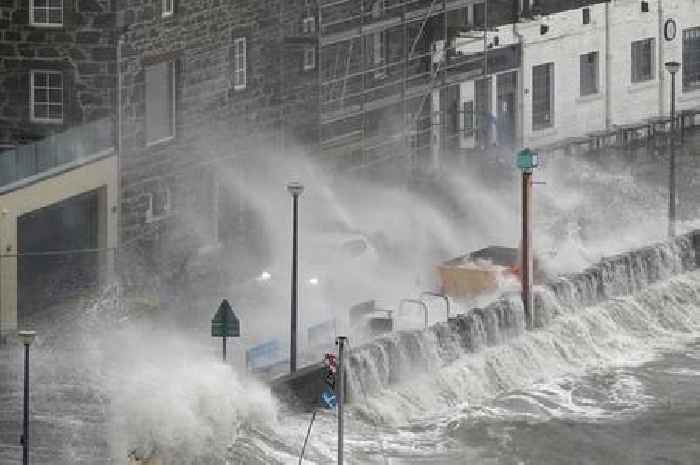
316,0 -> 498,175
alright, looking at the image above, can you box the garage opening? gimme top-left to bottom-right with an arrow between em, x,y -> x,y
17,188 -> 102,322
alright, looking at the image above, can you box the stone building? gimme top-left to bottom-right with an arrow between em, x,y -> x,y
0,0 -> 119,338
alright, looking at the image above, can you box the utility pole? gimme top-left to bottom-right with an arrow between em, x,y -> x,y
336,336 -> 347,465
517,149 -> 538,329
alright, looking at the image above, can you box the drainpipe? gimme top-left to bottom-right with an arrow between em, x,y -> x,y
115,34 -> 124,313
657,0 -> 665,117
513,24 -> 526,147
604,1 -> 611,128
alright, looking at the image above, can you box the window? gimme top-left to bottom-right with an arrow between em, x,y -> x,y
233,38 -> 247,90
580,51 -> 598,96
371,0 -> 386,69
472,2 -> 485,27
145,61 -> 175,145
683,27 -> 700,90
303,47 -> 315,71
631,38 -> 655,83
519,0 -> 531,17
582,7 -> 590,25
162,0 -> 174,17
373,31 -> 386,65
303,17 -> 316,33
532,62 -> 554,130
145,187 -> 171,222
30,0 -> 62,27
463,101 -> 474,137
30,70 -> 63,123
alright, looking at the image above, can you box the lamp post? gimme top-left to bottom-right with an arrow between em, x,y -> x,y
287,182 -> 304,374
665,61 -> 680,238
18,330 -> 36,465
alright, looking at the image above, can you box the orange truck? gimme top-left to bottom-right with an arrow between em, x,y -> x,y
437,246 -> 543,299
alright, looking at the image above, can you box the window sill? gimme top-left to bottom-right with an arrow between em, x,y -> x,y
30,117 -> 63,125
144,211 -> 173,224
576,93 -> 603,104
233,85 -> 247,92
146,135 -> 175,149
532,125 -> 556,135
29,23 -> 64,29
627,79 -> 656,94
679,86 -> 700,102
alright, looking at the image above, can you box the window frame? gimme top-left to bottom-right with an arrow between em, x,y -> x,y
579,51 -> 599,96
233,37 -> 247,91
29,70 -> 64,124
144,61 -> 176,146
303,47 -> 316,71
683,27 -> 700,91
29,0 -> 63,28
631,38 -> 655,83
532,62 -> 554,131
303,16 -> 316,34
463,101 -> 475,137
162,0 -> 174,17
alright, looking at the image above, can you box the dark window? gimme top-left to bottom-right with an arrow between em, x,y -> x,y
641,1 -> 649,12
532,62 -> 553,130
631,38 -> 654,83
580,52 -> 598,96
463,101 -> 474,137
582,8 -> 590,25
683,27 -> 700,90
473,2 -> 485,28
303,47 -> 315,71
162,0 -> 174,16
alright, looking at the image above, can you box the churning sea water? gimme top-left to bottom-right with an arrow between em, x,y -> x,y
236,247 -> 700,465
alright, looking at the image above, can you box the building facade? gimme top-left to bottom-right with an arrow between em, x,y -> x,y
3,0 -> 700,336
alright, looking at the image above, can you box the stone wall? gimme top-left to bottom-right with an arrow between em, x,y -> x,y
0,0 -> 115,145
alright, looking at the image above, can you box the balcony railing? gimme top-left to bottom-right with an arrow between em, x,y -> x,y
0,118 -> 114,190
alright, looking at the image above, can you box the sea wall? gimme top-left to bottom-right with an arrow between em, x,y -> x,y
275,230 -> 700,408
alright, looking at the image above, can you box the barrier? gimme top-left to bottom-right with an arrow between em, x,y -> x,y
245,339 -> 283,371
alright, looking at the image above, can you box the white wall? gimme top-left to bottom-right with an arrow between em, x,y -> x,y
607,0 -> 663,126
0,154 -> 118,338
518,3 -> 608,147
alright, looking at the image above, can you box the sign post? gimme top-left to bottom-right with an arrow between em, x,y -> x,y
516,148 -> 539,329
211,299 -> 240,362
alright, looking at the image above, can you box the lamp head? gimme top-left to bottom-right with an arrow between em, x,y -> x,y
18,330 -> 36,346
665,61 -> 681,75
287,182 -> 304,197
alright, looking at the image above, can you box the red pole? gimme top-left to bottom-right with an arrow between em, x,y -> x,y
522,169 -> 533,329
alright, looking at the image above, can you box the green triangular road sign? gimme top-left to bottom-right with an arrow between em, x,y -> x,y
211,299 -> 240,337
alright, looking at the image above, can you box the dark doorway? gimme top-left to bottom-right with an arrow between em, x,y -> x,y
18,190 -> 100,321
475,77 -> 492,148
497,71 -> 518,146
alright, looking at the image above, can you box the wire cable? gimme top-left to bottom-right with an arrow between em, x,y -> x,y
298,408 -> 318,465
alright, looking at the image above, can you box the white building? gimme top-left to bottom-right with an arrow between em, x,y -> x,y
435,0 -> 700,153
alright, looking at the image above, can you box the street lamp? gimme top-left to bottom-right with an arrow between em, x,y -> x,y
18,330 -> 36,465
665,61 -> 680,238
287,182 -> 303,374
